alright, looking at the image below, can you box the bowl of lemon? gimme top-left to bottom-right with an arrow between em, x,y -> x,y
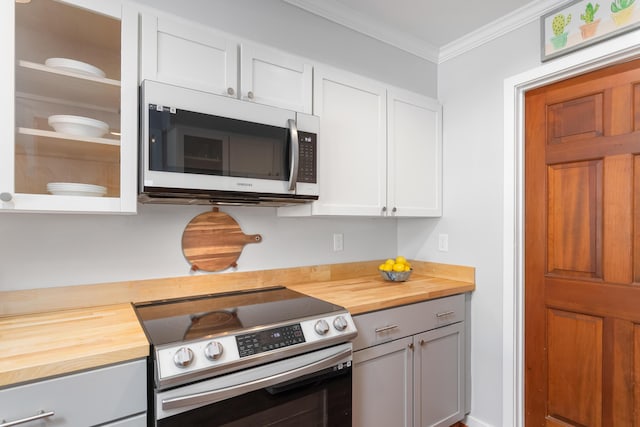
378,256 -> 412,282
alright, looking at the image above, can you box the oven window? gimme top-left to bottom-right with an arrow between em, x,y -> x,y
148,106 -> 289,180
157,366 -> 351,427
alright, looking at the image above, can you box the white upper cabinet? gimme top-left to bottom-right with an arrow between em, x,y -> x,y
0,0 -> 138,213
240,43 -> 312,113
141,13 -> 312,113
279,65 -> 442,218
387,88 -> 442,217
309,65 -> 387,216
141,13 -> 238,98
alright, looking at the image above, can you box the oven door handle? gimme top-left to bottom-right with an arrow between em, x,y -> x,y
161,347 -> 350,411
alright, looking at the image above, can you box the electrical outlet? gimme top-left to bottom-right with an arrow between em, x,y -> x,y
438,234 -> 449,252
333,233 -> 344,251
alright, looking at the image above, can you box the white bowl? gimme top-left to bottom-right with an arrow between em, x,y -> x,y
48,115 -> 109,138
45,57 -> 106,78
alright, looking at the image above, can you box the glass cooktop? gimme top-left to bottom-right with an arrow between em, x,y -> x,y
134,286 -> 345,347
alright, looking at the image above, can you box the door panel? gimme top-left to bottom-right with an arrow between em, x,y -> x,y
546,309 -> 603,426
546,160 -> 602,278
547,93 -> 604,144
525,58 -> 640,426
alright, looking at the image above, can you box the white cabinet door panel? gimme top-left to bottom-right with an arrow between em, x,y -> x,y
388,88 -> 442,217
353,336 -> 413,427
241,43 -> 312,113
312,66 -> 387,216
142,14 -> 237,97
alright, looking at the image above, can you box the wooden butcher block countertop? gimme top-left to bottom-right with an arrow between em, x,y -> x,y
0,261 -> 474,388
0,304 -> 149,388
288,273 -> 475,315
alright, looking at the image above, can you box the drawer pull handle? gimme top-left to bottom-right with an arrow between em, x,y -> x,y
375,325 -> 399,333
436,311 -> 455,318
1,410 -> 55,427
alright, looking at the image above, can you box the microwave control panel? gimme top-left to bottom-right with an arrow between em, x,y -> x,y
298,131 -> 317,184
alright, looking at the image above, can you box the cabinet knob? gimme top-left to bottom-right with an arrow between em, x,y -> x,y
392,207 -> 397,213
247,91 -> 254,99
227,87 -> 235,96
382,206 -> 387,212
419,339 -> 426,346
0,192 -> 12,202
408,343 -> 414,351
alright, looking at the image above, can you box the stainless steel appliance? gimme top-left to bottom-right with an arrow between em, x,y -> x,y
139,80 -> 319,206
134,286 -> 357,426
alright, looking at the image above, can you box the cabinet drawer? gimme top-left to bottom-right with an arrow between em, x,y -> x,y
0,359 -> 146,427
352,294 -> 464,351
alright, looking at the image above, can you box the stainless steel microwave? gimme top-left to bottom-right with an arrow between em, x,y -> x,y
139,80 -> 319,206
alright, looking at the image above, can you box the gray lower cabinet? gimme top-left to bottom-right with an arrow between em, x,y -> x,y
353,336 -> 413,427
352,294 -> 466,427
0,359 -> 146,427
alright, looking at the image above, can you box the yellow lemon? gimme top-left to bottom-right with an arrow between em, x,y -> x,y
392,263 -> 405,272
385,258 -> 395,265
404,261 -> 411,269
381,263 -> 393,272
404,265 -> 411,272
395,255 -> 407,264
378,263 -> 386,271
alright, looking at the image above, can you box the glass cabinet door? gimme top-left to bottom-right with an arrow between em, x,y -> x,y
2,0 -> 136,213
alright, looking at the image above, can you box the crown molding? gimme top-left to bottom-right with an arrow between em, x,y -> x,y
284,0 -> 572,64
439,0 -> 570,63
283,0 -> 439,62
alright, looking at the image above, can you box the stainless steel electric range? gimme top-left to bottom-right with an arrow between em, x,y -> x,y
134,286 -> 357,427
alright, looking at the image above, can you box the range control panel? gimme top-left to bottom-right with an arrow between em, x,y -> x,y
155,312 -> 357,388
237,324 -> 306,357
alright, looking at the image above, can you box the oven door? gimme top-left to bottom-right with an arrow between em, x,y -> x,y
155,343 -> 352,427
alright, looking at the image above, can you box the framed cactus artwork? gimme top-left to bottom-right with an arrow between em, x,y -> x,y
541,0 -> 640,61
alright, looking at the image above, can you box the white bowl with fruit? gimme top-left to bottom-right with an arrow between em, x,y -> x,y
378,256 -> 412,282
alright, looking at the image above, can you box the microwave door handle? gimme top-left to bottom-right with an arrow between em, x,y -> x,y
287,119 -> 299,192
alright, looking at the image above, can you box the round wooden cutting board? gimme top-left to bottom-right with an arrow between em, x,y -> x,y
181,209 -> 262,272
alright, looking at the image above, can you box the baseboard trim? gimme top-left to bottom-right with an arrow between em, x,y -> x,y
464,415 -> 496,427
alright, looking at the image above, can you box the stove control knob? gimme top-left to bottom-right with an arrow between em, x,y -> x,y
173,347 -> 194,368
204,341 -> 224,361
333,316 -> 349,331
314,319 -> 330,335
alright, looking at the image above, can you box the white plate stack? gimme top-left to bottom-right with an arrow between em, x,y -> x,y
47,182 -> 107,197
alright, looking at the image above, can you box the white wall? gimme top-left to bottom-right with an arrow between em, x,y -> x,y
397,23 -> 540,427
0,205 -> 396,290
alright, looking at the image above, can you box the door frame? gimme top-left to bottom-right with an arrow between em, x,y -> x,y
501,31 -> 640,427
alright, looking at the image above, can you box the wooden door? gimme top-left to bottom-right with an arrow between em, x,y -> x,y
525,59 -> 640,426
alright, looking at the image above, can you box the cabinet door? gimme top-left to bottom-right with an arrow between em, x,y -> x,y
312,65 -> 387,215
387,88 -> 442,217
1,0 -> 137,213
240,43 -> 312,113
414,322 -> 465,427
141,13 -> 237,98
353,336 -> 413,427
